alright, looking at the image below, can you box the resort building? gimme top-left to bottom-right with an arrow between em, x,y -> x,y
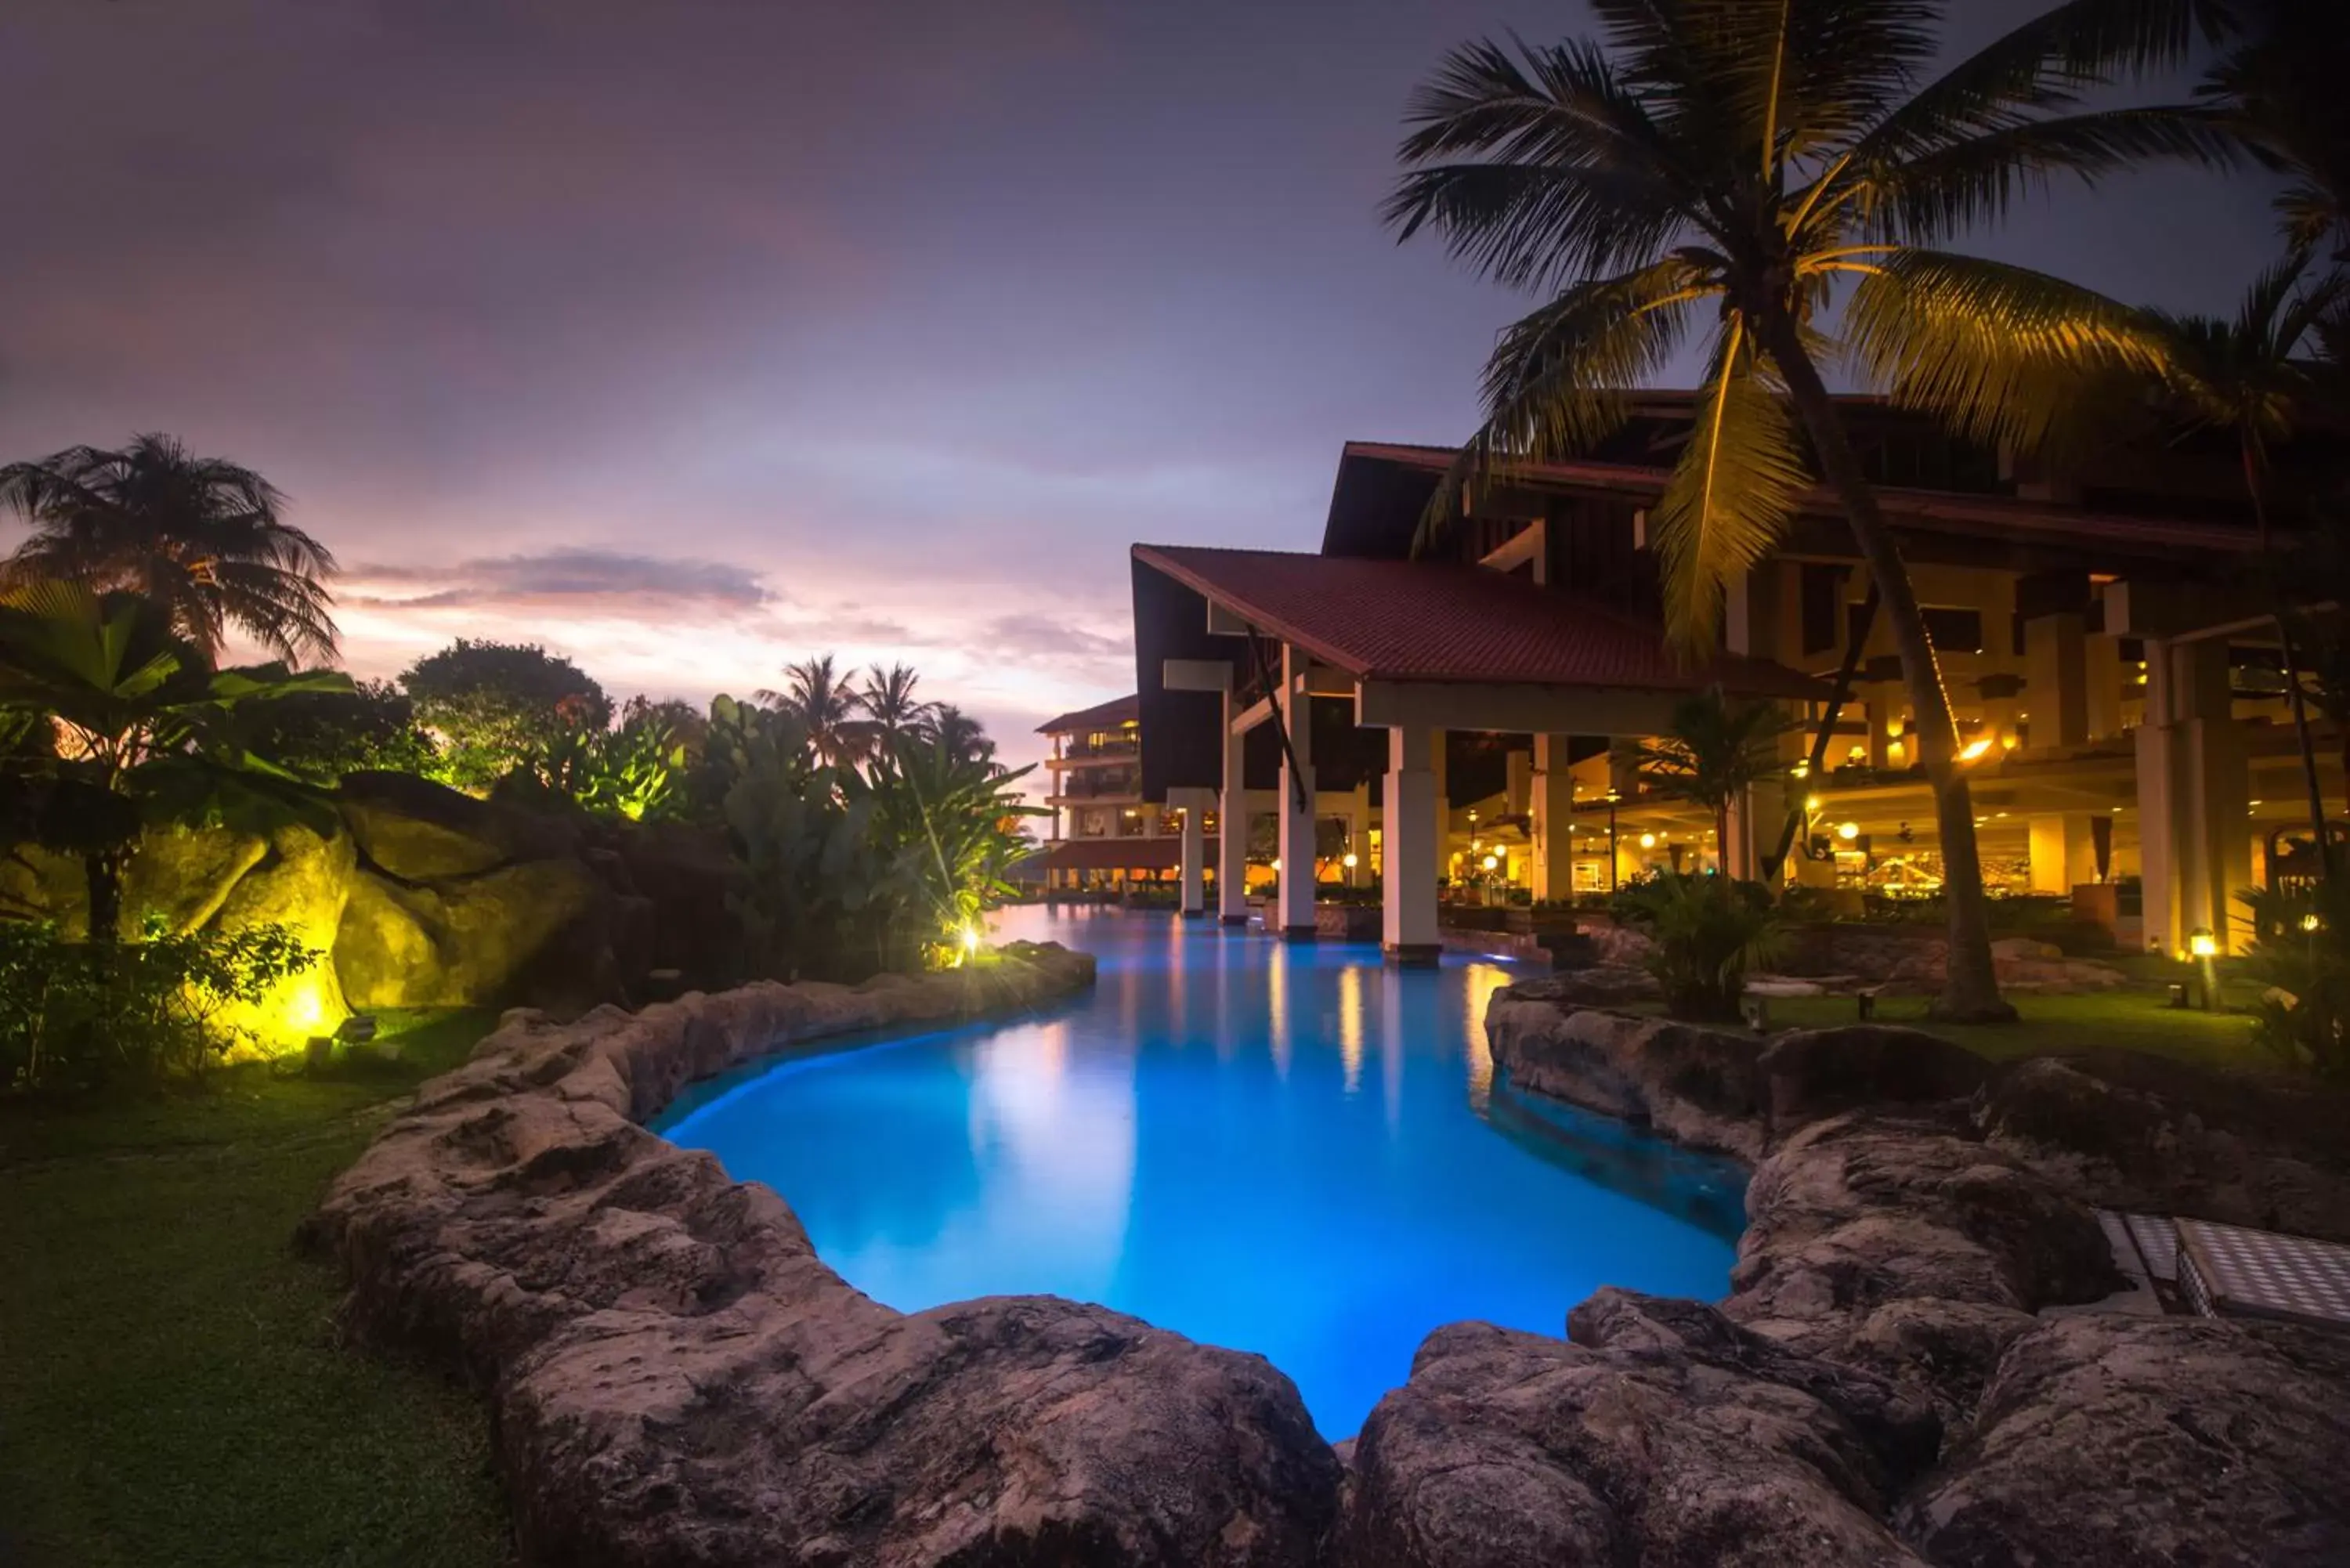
1033,695 -> 1216,895
1130,396 -> 2344,959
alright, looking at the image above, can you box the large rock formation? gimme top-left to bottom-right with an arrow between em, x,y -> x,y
306,945 -> 1341,1568
1345,1292 -> 1940,1568
1,771 -> 738,1019
1482,989 -> 1989,1161
1343,981 -> 2350,1568
1901,1314 -> 2350,1568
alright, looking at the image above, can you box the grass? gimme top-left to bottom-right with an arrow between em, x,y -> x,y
1749,986 -> 2273,1074
0,1009 -> 515,1568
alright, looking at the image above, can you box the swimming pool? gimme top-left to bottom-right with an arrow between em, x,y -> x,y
657,906 -> 1745,1436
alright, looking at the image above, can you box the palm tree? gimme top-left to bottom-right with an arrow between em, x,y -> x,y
1632,688 -> 1791,867
920,702 -> 996,767
1386,2 -> 2235,1021
2142,252 -> 2348,871
0,580 -> 349,941
855,662 -> 934,739
0,435 -> 338,666
758,654 -> 875,768
2206,2 -> 2350,266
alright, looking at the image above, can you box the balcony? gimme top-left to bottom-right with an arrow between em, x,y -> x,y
1053,770 -> 1141,801
1054,738 -> 1139,763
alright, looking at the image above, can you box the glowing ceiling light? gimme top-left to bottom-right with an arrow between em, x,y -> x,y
1342,852 -> 1358,869
1639,832 -> 1657,849
1837,822 -> 1860,840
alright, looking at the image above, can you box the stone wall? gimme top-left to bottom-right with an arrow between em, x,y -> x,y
1358,985 -> 2350,1568
304,943 -> 1343,1567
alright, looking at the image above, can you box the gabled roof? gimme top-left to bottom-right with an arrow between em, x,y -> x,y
1131,544 -> 1823,700
1329,440 -> 2265,562
1036,693 -> 1139,735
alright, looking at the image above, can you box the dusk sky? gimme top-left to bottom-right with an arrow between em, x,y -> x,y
2,0 -> 2285,778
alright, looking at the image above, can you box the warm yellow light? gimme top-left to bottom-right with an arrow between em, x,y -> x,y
1804,795 -> 1823,813
1342,852 -> 1358,869
1958,737 -> 1995,762
283,983 -> 326,1034
1837,821 -> 1860,841
1638,832 -> 1657,849
1887,739 -> 1907,764
960,925 -> 982,956
1790,760 -> 1811,779
2302,913 -> 2323,933
1270,857 -> 1282,872
2189,930 -> 2218,958
1481,853 -> 1499,871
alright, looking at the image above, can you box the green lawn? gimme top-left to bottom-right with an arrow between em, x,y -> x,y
1745,980 -> 2277,1075
0,1010 -> 514,1568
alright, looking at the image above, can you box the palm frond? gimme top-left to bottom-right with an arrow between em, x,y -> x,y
1864,104 -> 2240,240
1651,323 -> 1810,656
1857,0 -> 2225,161
1388,35 -> 1705,286
1419,259 -> 1708,553
1846,250 -> 2171,453
1674,0 -> 1940,167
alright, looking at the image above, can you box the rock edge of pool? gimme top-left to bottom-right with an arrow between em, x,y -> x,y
303,934 -> 2350,1567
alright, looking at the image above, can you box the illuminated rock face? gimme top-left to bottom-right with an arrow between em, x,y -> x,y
0,771 -> 714,1023
306,947 -> 1346,1568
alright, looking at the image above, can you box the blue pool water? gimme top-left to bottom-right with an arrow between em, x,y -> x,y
657,907 -> 1745,1436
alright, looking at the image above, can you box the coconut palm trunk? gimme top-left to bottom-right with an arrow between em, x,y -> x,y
2244,435 -> 2333,878
1759,313 -> 2012,1021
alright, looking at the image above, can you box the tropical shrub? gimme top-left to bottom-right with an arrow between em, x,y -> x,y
522,703 -> 689,822
866,729 -> 1042,966
0,917 -> 322,1091
243,677 -> 439,784
0,580 -> 351,940
1612,873 -> 1787,1024
2240,881 -> 2350,1082
708,696 -> 883,981
400,638 -> 609,792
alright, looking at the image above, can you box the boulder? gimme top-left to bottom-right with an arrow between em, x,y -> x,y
1899,1315 -> 2350,1568
1758,1025 -> 1991,1131
338,769 -> 577,880
1484,994 -> 1767,1159
205,820 -> 356,1043
1977,1053 -> 2350,1243
1486,988 -> 1996,1160
1725,1114 -> 2118,1412
335,856 -> 624,1013
308,947 -> 1340,1568
1342,1312 -> 1934,1568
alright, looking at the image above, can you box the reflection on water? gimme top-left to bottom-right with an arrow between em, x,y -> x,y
658,907 -> 1743,1438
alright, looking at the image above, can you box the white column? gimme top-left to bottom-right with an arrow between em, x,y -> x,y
2024,612 -> 2090,749
1531,733 -> 1575,902
1277,643 -> 1317,938
1179,799 -> 1206,916
1384,724 -> 1441,963
1348,783 -> 1371,887
2135,637 -> 2182,955
1219,690 -> 1249,924
2028,815 -> 2096,894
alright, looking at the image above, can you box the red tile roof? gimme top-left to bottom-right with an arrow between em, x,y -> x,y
1036,693 -> 1140,735
1340,440 -> 2265,558
1132,544 -> 1823,699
